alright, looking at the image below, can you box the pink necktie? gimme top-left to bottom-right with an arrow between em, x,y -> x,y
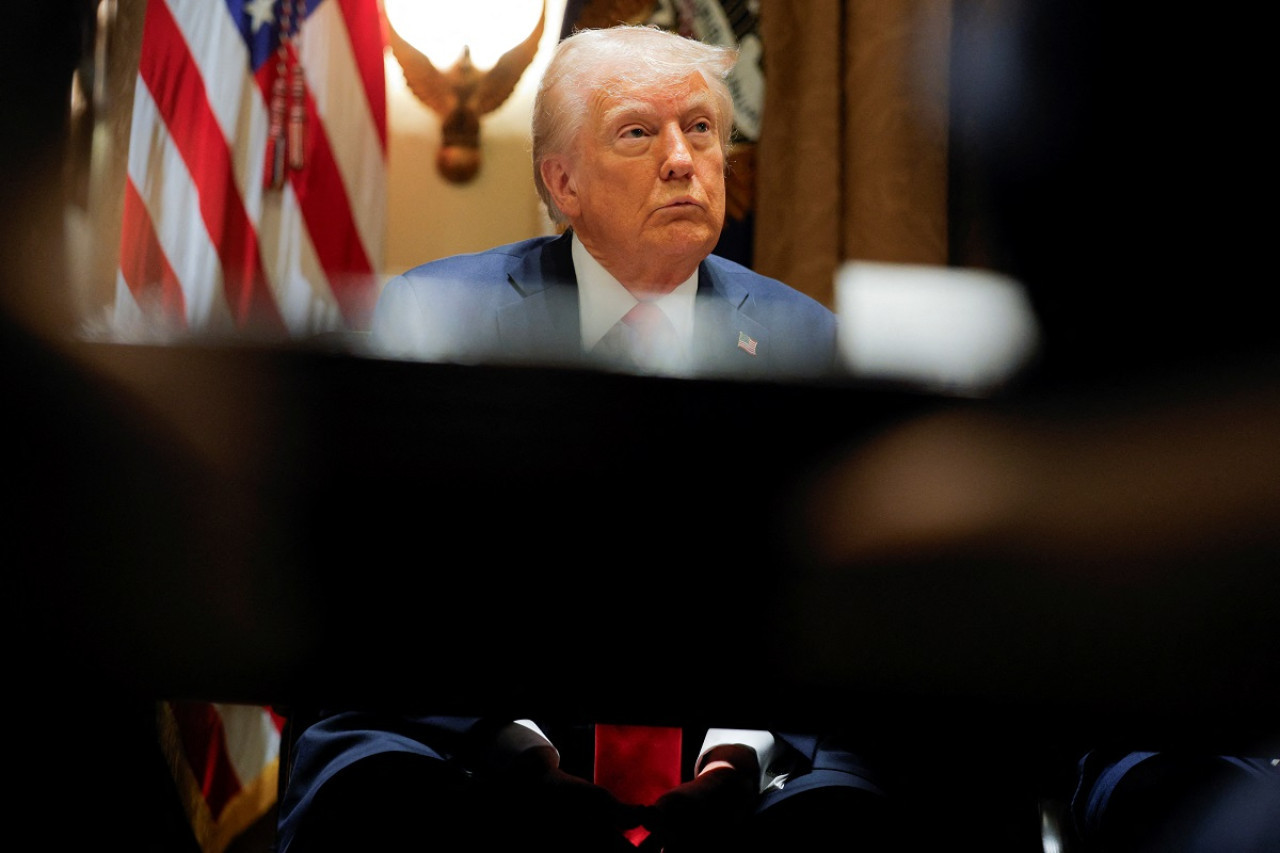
622,301 -> 677,363
595,301 -> 680,371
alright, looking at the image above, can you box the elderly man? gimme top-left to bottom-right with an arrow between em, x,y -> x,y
369,25 -> 838,379
278,26 -> 875,853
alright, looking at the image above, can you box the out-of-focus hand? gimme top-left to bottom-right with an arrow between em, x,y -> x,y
641,743 -> 760,851
492,744 -> 646,849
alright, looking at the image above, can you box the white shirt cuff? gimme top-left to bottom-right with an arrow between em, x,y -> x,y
697,728 -> 780,793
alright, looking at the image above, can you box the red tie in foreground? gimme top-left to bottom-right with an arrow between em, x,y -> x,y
594,723 -> 683,846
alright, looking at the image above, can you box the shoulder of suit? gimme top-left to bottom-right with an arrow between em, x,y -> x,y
704,253 -> 829,310
398,235 -> 560,279
703,251 -> 763,277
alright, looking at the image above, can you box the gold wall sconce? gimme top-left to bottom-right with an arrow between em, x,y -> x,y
382,0 -> 546,183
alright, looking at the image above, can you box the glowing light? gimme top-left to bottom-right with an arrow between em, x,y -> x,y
382,0 -> 545,70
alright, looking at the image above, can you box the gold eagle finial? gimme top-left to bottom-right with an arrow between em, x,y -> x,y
385,1 -> 547,183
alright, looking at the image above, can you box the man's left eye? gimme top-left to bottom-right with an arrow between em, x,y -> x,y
691,121 -> 711,133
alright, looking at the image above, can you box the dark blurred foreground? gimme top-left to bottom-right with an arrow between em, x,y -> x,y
6,1 -> 1277,850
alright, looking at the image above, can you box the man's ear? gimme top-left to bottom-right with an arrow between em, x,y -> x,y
540,156 -> 580,220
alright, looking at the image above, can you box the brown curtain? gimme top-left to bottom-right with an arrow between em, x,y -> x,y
754,0 -> 952,308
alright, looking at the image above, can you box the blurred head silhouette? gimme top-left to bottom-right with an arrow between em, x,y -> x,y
950,0 -> 1273,390
1,2 -> 89,340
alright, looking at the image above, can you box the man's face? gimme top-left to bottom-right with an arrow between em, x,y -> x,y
547,72 -> 727,290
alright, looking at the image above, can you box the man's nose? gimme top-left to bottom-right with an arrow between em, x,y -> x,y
658,125 -> 694,179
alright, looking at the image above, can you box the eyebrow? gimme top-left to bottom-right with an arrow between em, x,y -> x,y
597,91 -> 718,132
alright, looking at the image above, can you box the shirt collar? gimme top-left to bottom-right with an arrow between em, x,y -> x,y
572,232 -> 698,351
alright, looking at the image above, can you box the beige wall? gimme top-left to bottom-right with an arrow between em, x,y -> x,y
381,0 -> 566,278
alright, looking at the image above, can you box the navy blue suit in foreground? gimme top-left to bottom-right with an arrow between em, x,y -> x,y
279,714 -> 891,853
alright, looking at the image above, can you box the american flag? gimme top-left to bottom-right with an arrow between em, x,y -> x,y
118,2 -> 387,847
158,701 -> 285,853
115,0 -> 387,339
737,330 -> 757,355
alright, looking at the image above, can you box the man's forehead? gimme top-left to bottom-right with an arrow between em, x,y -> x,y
590,72 -> 714,120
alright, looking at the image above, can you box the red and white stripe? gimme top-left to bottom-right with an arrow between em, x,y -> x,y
116,0 -> 387,338
159,701 -> 286,853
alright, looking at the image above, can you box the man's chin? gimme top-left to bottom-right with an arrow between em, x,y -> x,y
649,222 -> 721,258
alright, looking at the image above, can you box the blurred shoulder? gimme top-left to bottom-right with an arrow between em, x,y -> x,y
706,253 -> 834,307
401,235 -> 561,281
703,253 -> 832,314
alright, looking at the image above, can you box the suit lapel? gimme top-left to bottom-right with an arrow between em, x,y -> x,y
694,260 -> 769,373
496,231 -> 583,362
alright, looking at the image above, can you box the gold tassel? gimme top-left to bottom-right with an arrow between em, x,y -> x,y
288,61 -> 306,171
264,0 -> 305,188
266,73 -> 287,189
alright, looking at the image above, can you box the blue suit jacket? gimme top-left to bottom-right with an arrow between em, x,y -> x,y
369,230 -> 839,379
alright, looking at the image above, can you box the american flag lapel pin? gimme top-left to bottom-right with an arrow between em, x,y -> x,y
737,331 -> 758,355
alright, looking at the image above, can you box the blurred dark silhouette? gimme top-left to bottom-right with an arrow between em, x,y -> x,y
5,5 -> 282,850
948,0 -> 1277,392
8,2 -> 1277,851
798,1 -> 1279,848
5,2 -> 170,849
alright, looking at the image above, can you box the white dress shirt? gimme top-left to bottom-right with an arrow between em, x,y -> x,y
572,233 -> 697,375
